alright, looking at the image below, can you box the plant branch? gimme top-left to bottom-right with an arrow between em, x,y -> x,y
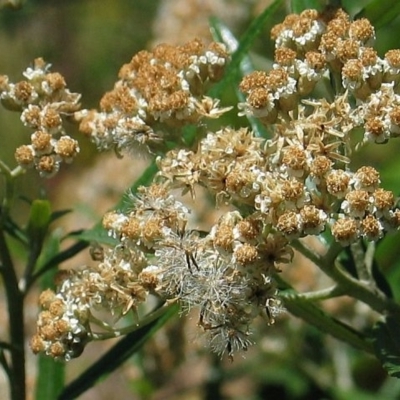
0,228 -> 25,400
275,274 -> 375,354
350,241 -> 372,281
285,285 -> 344,302
0,349 -> 11,380
292,239 -> 400,316
24,239 -> 89,294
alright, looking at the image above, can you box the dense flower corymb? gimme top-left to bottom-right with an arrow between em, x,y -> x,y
75,39 -> 231,154
32,8 -> 400,362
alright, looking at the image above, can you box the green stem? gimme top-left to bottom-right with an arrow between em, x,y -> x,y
0,349 -> 11,380
350,241 -> 371,281
286,285 -> 344,302
0,228 -> 25,400
276,275 -> 374,354
25,240 -> 88,294
0,162 -> 24,217
21,235 -> 43,293
0,160 -> 26,400
292,239 -> 400,316
0,160 -> 24,178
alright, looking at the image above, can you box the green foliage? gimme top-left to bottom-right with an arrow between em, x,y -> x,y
35,233 -> 65,400
209,0 -> 282,100
58,303 -> 179,400
356,0 -> 400,29
209,17 -> 270,138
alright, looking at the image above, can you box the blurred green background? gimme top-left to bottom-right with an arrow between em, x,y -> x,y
0,1 -> 157,225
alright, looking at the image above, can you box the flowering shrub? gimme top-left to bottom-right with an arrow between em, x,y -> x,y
2,1 -> 400,399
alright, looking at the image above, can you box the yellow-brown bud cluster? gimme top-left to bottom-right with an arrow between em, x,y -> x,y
0,58 -> 81,177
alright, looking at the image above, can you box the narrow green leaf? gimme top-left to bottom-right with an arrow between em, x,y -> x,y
276,275 -> 375,354
182,124 -> 198,147
120,161 -> 159,210
209,0 -> 283,99
58,303 -> 179,400
97,160 -> 158,216
71,226 -> 117,246
290,0 -> 322,13
50,209 -> 72,223
1,212 -> 28,244
35,356 -> 65,400
24,200 -> 53,287
28,239 -> 89,290
35,233 -> 65,400
26,199 -> 51,244
355,0 -> 400,30
209,17 -> 270,138
282,293 -> 374,353
372,316 -> 400,378
0,341 -> 14,351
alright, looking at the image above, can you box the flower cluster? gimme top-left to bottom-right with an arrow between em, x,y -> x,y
32,9 -> 400,361
75,39 -> 231,154
30,286 -> 89,361
32,182 -> 285,360
103,188 -> 286,358
31,244 -> 149,360
241,8 -> 400,144
0,58 -> 81,177
158,124 -> 400,246
237,8 -> 400,243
